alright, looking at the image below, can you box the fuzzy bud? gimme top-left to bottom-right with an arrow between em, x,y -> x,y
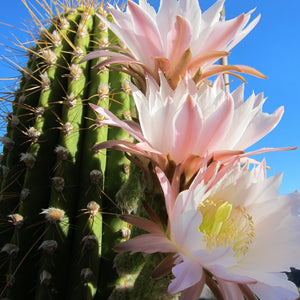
20,152 -> 36,169
80,268 -> 93,283
40,270 -> 52,286
73,47 -> 84,59
8,213 -> 24,228
21,67 -> 33,80
52,177 -> 65,193
40,72 -> 51,91
89,169 -> 102,186
41,207 -> 65,224
1,243 -> 19,257
35,107 -> 45,118
51,30 -> 62,47
69,64 -> 82,81
2,166 -> 9,178
38,240 -> 58,255
40,48 -> 57,66
81,235 -> 98,250
8,114 -> 20,127
98,82 -> 110,100
20,188 -> 30,201
55,145 -> 69,160
121,227 -> 131,240
86,201 -> 100,217
64,92 -> 77,108
60,17 -> 69,29
62,122 -> 73,136
27,127 -> 41,143
0,136 -> 15,151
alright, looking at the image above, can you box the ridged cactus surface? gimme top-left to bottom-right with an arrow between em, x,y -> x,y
0,1 -> 167,299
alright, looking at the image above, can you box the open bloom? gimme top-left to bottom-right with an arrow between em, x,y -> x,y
115,161 -> 300,299
83,0 -> 265,89
91,74 -> 285,172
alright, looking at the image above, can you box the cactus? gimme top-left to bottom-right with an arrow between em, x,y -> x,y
0,1 -> 176,299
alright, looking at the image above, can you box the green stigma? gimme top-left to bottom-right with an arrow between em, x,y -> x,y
198,199 -> 255,259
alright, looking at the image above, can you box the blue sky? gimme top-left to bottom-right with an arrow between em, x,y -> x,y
0,0 -> 299,194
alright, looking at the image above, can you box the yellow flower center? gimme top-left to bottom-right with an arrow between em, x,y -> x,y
198,199 -> 255,259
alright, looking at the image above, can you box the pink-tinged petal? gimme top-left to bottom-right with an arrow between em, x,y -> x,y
189,50 -> 229,74
197,94 -> 234,153
180,280 -> 206,300
200,14 -> 246,53
119,214 -> 164,235
151,254 -> 177,279
127,1 -> 163,57
215,279 -> 244,300
171,95 -> 203,163
250,281 -> 299,300
92,140 -> 155,162
113,234 -> 175,254
168,257 -> 204,294
171,210 -> 204,253
167,16 -> 192,63
235,106 -> 283,150
233,64 -> 267,79
89,103 -> 144,142
227,14 -> 261,51
155,167 -> 173,217
239,146 -> 297,159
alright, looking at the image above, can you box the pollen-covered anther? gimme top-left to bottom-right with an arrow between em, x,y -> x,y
20,188 -> 30,201
21,67 -> 33,80
40,71 -> 51,91
40,48 -> 57,66
80,268 -> 93,283
0,136 -> 15,151
121,80 -> 131,94
77,23 -> 88,38
55,145 -> 69,160
8,213 -> 24,228
121,227 -> 131,239
52,177 -> 65,193
73,47 -> 84,59
51,30 -> 62,47
199,199 -> 255,259
1,243 -> 19,257
86,201 -> 100,217
20,152 -> 36,169
60,17 -> 69,29
81,235 -> 98,250
62,122 -> 73,136
98,82 -> 110,100
64,92 -> 77,108
41,207 -> 65,224
40,270 -> 52,286
89,169 -> 102,186
2,166 -> 9,178
27,127 -> 41,143
70,64 -> 82,81
38,240 -> 58,255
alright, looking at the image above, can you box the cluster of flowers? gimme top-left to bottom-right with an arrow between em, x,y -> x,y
84,0 -> 300,299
